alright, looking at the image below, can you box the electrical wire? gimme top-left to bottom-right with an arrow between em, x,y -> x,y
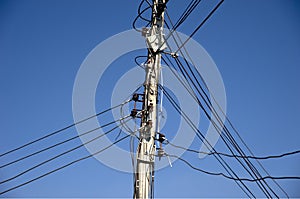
166,9 -> 288,196
160,80 -> 290,197
137,0 -> 152,23
167,141 -> 300,160
0,115 -> 132,185
171,56 -> 277,197
132,0 -> 289,197
167,154 -> 300,182
120,85 -> 144,134
163,46 -> 274,196
0,119 -> 120,169
0,133 -> 132,195
163,54 -> 271,197
174,0 -> 224,54
0,101 -> 130,158
159,84 -> 255,198
162,15 -> 279,195
134,55 -> 148,69
133,0 -> 152,32
157,0 -> 202,52
164,9 -> 288,197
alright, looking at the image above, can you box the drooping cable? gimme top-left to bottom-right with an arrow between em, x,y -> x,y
163,53 -> 273,198
135,55 -> 148,69
159,84 -> 255,198
164,8 -> 288,197
167,11 -> 288,196
167,141 -> 300,160
171,56 -> 276,198
167,154 -> 300,182
0,133 -> 132,195
0,115 -> 132,185
162,16 -> 278,196
0,101 -> 130,158
0,119 -> 120,169
133,0 -> 152,32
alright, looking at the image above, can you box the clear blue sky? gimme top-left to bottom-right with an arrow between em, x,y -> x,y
0,0 -> 299,197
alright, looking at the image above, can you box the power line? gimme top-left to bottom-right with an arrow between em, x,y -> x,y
159,84 -> 255,198
134,0 -> 289,197
132,0 -> 152,32
161,20 -> 280,196
175,0 -> 224,53
157,0 -> 202,52
167,141 -> 300,160
0,115 -> 132,185
165,8 -> 288,195
0,133 -> 132,196
134,55 -> 148,69
180,56 -> 277,197
174,40 -> 289,197
167,154 -> 300,182
0,116 -> 129,169
0,101 -> 130,158
164,54 -> 275,197
164,10 -> 288,196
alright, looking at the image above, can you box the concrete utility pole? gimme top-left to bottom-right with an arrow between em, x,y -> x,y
134,0 -> 167,198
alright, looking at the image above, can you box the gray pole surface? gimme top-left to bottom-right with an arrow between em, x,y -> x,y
134,0 -> 166,198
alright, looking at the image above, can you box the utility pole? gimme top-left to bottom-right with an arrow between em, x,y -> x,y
134,0 -> 167,198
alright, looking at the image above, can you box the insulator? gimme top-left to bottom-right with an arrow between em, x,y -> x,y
157,132 -> 166,143
157,148 -> 164,158
130,108 -> 138,118
132,93 -> 139,102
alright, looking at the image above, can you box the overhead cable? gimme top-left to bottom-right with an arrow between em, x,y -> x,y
0,115 -> 132,185
0,101 -> 130,158
0,134 -> 132,196
175,0 -> 224,53
167,154 -> 300,182
167,141 -> 300,160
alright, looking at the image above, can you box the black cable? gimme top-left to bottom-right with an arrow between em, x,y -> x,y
138,0 -> 152,23
134,55 -> 148,69
175,0 -> 224,53
162,22 -> 277,196
161,80 -> 282,197
157,0 -> 202,52
159,84 -> 255,198
164,11 -> 287,196
0,134 -> 131,196
210,149 -> 300,160
0,115 -> 132,185
167,141 -> 300,160
167,154 -> 300,182
0,119 -> 120,169
173,56 -> 276,198
0,102 -> 129,158
167,8 -> 288,195
133,1 -> 152,32
135,0 -> 283,197
172,0 -> 201,30
168,54 -> 273,198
